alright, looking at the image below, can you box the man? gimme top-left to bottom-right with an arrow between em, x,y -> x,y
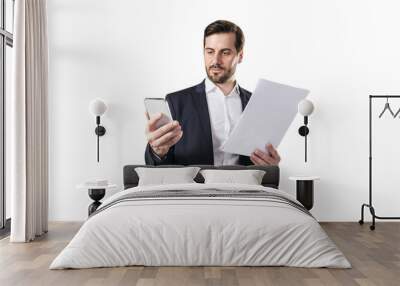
144,20 -> 281,166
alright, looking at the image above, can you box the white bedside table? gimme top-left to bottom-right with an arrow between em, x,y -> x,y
289,176 -> 320,210
77,183 -> 117,216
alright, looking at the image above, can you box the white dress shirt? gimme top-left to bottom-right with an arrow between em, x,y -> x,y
205,77 -> 243,166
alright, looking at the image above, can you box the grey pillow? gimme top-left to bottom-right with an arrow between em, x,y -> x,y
135,167 -> 201,186
200,169 -> 266,185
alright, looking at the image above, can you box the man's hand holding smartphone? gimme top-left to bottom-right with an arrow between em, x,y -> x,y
145,112 -> 183,158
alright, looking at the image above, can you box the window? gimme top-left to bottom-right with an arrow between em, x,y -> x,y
0,0 -> 14,234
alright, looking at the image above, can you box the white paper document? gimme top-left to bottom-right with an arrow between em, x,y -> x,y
221,79 -> 309,156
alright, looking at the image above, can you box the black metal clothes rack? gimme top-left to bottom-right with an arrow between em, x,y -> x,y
359,95 -> 400,230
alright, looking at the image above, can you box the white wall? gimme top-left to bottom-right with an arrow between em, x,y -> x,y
48,0 -> 400,221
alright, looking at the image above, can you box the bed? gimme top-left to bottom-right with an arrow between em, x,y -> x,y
50,165 -> 350,269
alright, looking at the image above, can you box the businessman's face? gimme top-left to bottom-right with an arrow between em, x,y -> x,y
204,32 -> 243,84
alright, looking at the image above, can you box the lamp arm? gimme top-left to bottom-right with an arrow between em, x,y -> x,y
97,126 -> 100,162
304,116 -> 308,162
305,133 -> 307,162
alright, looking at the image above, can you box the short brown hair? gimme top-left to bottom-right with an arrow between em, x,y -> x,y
203,20 -> 245,52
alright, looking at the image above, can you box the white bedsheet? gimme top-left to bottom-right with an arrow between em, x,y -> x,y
50,183 -> 351,269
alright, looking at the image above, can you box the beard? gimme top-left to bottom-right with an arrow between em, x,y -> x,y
206,63 -> 236,84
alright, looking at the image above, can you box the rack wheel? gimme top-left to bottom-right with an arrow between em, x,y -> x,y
370,225 -> 375,231
358,220 -> 364,225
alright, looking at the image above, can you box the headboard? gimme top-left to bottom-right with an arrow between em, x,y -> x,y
123,165 -> 280,189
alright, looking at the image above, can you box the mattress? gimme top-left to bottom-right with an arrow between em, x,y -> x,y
50,183 -> 351,269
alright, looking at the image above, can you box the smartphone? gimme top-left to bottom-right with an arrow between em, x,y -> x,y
144,98 -> 173,129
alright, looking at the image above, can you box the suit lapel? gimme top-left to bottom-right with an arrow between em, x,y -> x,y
193,80 -> 214,165
238,86 -> 251,111
238,86 -> 252,165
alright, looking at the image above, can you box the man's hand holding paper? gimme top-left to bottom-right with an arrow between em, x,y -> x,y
250,143 -> 281,166
222,79 -> 309,165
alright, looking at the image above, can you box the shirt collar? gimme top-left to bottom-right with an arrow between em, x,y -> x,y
205,77 -> 240,96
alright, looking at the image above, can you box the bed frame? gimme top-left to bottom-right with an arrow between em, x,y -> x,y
123,165 -> 280,189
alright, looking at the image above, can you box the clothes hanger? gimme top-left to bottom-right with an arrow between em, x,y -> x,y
394,105 -> 400,118
378,97 -> 395,118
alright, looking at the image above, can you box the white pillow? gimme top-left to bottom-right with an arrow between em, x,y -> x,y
135,167 -> 201,186
200,169 -> 266,185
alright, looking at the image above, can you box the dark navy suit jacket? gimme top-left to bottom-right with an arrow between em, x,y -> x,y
145,80 -> 253,166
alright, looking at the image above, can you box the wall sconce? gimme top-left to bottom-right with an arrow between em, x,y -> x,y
298,99 -> 314,162
89,99 -> 107,162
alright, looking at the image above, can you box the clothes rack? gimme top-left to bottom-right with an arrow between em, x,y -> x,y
359,95 -> 400,230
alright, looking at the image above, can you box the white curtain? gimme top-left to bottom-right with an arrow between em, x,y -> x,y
9,0 -> 48,242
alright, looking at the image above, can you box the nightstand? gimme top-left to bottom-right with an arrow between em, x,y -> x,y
289,176 -> 320,210
77,183 -> 117,216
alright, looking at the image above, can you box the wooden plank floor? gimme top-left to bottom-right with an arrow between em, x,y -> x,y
0,222 -> 399,286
